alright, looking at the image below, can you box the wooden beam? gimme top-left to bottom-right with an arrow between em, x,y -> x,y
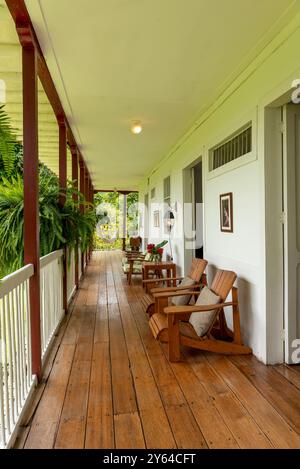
18,22 -> 42,381
79,158 -> 85,274
58,117 -> 67,206
84,171 -> 89,264
71,145 -> 79,288
58,117 -> 68,313
94,189 -> 138,194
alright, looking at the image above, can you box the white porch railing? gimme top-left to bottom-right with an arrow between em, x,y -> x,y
78,246 -> 82,281
67,248 -> 76,304
0,265 -> 35,449
0,247 -> 81,448
40,250 -> 64,360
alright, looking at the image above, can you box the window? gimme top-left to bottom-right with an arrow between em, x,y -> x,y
163,176 -> 171,207
209,123 -> 252,171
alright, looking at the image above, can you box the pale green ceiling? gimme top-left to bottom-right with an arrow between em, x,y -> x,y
5,0 -> 300,189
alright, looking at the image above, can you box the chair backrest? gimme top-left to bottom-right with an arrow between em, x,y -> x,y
210,269 -> 237,301
188,258 -> 208,282
129,236 -> 142,251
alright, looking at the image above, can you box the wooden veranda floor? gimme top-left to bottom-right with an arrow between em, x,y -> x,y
15,251 -> 300,449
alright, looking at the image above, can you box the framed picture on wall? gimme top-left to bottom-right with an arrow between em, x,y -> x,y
153,210 -> 160,228
220,192 -> 233,232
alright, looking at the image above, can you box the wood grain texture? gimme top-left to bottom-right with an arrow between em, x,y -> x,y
16,251 -> 300,449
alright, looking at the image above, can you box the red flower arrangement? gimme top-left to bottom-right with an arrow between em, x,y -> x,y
146,240 -> 168,259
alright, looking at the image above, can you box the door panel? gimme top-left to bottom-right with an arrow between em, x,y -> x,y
283,104 -> 300,363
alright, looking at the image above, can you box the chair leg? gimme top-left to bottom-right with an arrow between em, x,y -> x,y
128,268 -> 132,285
155,296 -> 168,315
232,288 -> 242,345
168,314 -> 181,362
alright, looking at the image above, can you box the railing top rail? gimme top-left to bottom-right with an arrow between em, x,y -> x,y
40,249 -> 64,269
0,264 -> 34,299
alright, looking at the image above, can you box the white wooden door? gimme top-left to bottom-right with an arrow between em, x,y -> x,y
183,167 -> 194,274
283,104 -> 300,363
144,193 -> 149,250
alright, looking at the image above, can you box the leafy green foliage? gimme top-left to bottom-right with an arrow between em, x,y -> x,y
0,175 -> 24,275
94,191 -> 139,250
0,104 -> 19,177
0,175 -> 96,278
61,185 -> 96,254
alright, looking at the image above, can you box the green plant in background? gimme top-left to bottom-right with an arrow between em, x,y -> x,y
0,104 -> 18,177
94,191 -> 139,250
0,174 -> 96,278
62,184 -> 96,254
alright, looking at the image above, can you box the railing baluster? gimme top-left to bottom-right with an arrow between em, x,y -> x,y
0,250 -> 66,448
13,288 -> 21,414
2,298 -> 11,437
25,279 -> 32,391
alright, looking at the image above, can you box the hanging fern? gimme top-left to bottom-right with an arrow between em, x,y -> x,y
0,105 -> 18,177
0,174 -> 96,278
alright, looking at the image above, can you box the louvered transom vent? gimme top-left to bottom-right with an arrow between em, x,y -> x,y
210,124 -> 252,171
163,176 -> 171,202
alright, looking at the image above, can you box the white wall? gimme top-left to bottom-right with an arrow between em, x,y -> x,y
139,11 -> 300,363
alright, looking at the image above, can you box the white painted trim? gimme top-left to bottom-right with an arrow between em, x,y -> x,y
41,316 -> 64,367
5,376 -> 37,449
206,108 -> 258,180
67,285 -> 77,305
40,249 -> 64,269
0,264 -> 34,299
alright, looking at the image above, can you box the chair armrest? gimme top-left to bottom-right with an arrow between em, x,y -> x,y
127,256 -> 145,262
164,302 -> 236,315
142,277 -> 183,284
151,283 -> 201,294
153,289 -> 195,299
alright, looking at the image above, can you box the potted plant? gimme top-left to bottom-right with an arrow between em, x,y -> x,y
146,240 -> 168,263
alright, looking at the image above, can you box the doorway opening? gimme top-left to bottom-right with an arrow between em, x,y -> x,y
265,97 -> 300,364
182,158 -> 204,275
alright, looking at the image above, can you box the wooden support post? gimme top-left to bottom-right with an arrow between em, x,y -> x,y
232,287 -> 242,345
168,314 -> 181,362
85,171 -> 89,264
71,145 -> 79,288
79,158 -> 85,273
58,117 -> 68,312
18,24 -> 42,381
122,193 -> 127,251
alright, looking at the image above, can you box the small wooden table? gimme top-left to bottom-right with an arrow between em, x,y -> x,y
142,261 -> 177,291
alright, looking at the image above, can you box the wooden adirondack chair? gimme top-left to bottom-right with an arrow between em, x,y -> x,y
127,236 -> 142,252
122,252 -> 145,285
151,269 -> 252,361
143,258 -> 208,318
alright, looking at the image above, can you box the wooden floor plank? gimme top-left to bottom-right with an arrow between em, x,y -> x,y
114,412 -> 145,449
165,404 -> 208,449
85,342 -> 114,449
274,364 -> 300,391
54,302 -> 96,448
25,344 -> 76,449
230,355 -> 300,435
207,354 -> 300,448
186,352 -> 272,448
15,251 -> 300,449
163,351 -> 239,449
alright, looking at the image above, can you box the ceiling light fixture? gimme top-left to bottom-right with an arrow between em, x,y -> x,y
131,121 -> 142,135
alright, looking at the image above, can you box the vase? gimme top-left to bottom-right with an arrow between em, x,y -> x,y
151,253 -> 161,263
